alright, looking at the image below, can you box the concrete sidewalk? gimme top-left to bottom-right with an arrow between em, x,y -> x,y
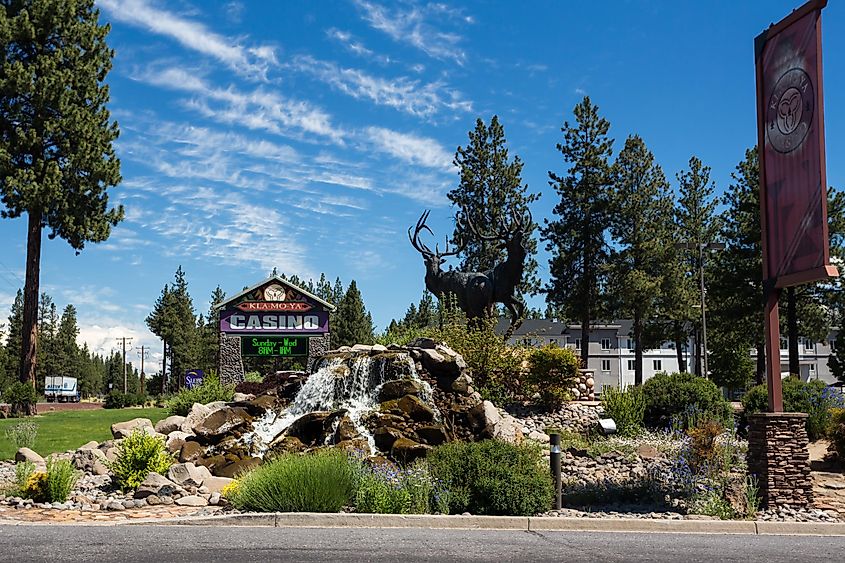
4,512 -> 838,535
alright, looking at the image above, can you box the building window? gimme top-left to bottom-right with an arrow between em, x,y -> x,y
549,338 -> 558,346
601,338 -> 611,350
627,338 -> 635,351
804,339 -> 815,351
575,338 -> 581,350
810,363 -> 817,373
653,359 -> 662,371
627,359 -> 635,371
601,359 -> 611,372
521,338 -> 532,346
780,338 -> 788,350
830,339 -> 837,351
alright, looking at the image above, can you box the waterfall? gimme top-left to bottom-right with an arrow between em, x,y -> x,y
249,352 -> 433,454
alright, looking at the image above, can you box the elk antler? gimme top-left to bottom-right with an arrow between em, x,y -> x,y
409,210 -> 462,261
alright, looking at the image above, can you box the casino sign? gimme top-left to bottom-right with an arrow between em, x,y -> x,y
214,275 -> 336,384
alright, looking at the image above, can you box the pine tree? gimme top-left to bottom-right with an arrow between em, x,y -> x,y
3,289 -> 23,386
169,266 -> 198,389
607,135 -> 673,385
56,304 -> 80,379
1,1 -> 123,412
542,97 -> 614,367
709,149 -> 765,384
146,284 -> 172,392
449,115 -> 541,295
333,280 -> 374,347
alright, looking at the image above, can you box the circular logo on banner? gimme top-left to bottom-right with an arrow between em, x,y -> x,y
264,284 -> 287,301
766,68 -> 814,154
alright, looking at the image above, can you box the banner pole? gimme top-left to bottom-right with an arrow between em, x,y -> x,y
763,284 -> 783,412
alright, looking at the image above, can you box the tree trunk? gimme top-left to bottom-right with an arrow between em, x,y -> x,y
634,311 -> 643,386
694,328 -> 702,376
674,321 -> 687,373
755,341 -> 766,385
580,312 -> 589,370
787,287 -> 800,376
161,340 -> 168,395
19,210 -> 42,416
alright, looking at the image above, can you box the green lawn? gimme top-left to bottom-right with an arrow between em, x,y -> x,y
0,408 -> 168,460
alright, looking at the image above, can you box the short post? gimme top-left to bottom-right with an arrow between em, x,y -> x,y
549,433 -> 562,510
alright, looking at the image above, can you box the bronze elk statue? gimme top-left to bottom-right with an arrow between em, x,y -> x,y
408,207 -> 531,334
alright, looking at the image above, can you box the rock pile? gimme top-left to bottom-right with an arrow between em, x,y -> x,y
507,402 -> 603,436
570,369 -> 596,401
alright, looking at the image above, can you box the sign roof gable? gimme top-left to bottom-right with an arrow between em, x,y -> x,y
214,275 -> 337,311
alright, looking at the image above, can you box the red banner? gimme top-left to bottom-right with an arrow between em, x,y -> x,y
756,0 -> 837,287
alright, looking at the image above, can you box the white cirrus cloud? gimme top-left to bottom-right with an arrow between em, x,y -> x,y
291,55 -> 471,118
365,127 -> 453,171
99,0 -> 277,78
352,0 -> 470,64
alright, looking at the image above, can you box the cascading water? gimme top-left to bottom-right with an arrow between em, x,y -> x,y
249,351 -> 434,454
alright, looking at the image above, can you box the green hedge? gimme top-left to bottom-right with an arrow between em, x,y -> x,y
742,378 -> 844,441
642,372 -> 732,429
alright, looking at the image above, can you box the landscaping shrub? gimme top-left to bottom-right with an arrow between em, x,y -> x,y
526,345 -> 579,410
742,378 -> 844,441
244,372 -> 264,383
227,449 -> 355,513
19,458 -> 78,503
354,460 -> 437,514
13,460 -> 35,494
427,440 -> 553,516
3,382 -> 38,416
601,386 -> 645,437
108,428 -> 174,490
104,391 -> 148,409
4,420 -> 38,449
826,407 -> 845,461
642,372 -> 731,429
428,304 -> 527,403
166,372 -> 234,416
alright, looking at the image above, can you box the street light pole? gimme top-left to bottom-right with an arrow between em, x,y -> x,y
677,241 -> 724,378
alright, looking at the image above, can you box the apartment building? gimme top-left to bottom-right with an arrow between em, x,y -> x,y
497,319 -> 842,391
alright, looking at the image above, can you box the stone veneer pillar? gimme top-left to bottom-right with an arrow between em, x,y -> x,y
218,332 -> 245,386
307,333 -> 330,373
746,412 -> 813,509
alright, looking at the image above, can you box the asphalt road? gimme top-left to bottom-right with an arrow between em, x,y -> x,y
0,525 -> 842,562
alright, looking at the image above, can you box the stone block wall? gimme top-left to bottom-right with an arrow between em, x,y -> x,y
747,412 -> 813,509
218,332 -> 245,386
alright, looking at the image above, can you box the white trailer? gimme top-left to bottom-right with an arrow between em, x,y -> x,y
44,376 -> 80,402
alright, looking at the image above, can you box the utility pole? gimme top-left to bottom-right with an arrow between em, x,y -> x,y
116,337 -> 133,393
677,242 -> 724,378
136,345 -> 148,396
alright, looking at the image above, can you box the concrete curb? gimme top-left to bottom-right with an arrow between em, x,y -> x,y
114,513 -> 845,535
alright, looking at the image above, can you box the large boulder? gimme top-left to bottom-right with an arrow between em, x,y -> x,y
73,447 -> 109,475
285,411 -> 343,446
181,403 -> 212,434
390,438 -> 431,464
154,415 -> 186,435
378,379 -> 425,402
373,426 -> 404,452
396,395 -> 435,422
179,441 -> 205,463
215,457 -> 261,479
415,425 -> 449,446
203,475 -> 234,494
15,447 -> 46,471
134,473 -> 179,499
332,415 -> 359,443
492,414 -> 524,445
165,431 -> 194,453
167,462 -> 213,487
194,407 -> 252,439
409,340 -> 466,379
111,418 -> 155,439
467,400 -> 501,437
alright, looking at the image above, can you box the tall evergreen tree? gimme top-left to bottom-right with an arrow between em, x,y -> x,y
542,97 -> 614,367
146,284 -> 172,392
1,1 -> 123,413
607,135 -> 673,385
3,289 -> 22,385
56,304 -> 81,380
168,266 -> 198,389
709,149 -> 765,384
449,115 -> 540,295
333,280 -> 374,347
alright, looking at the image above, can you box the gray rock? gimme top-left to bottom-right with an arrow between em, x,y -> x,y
134,473 -> 179,499
180,403 -> 212,434
175,495 -> 208,507
167,462 -> 213,488
145,495 -> 161,506
209,492 -> 221,506
15,447 -> 46,471
77,440 -> 100,451
106,501 -> 126,511
165,431 -> 194,453
202,476 -> 234,494
111,418 -> 155,439
154,415 -> 186,435
73,448 -> 110,476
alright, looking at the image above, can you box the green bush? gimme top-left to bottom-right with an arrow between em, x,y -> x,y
3,382 -> 38,416
354,461 -> 434,514
742,378 -> 844,441
4,420 -> 39,449
166,372 -> 235,416
108,428 -> 174,490
601,386 -> 645,437
828,408 -> 845,461
244,372 -> 264,383
427,304 -> 527,403
427,440 -> 553,516
227,449 -> 355,513
18,458 -> 79,503
526,345 -> 579,410
642,372 -> 731,429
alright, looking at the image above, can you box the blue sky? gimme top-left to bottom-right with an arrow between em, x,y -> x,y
1,0 -> 844,371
